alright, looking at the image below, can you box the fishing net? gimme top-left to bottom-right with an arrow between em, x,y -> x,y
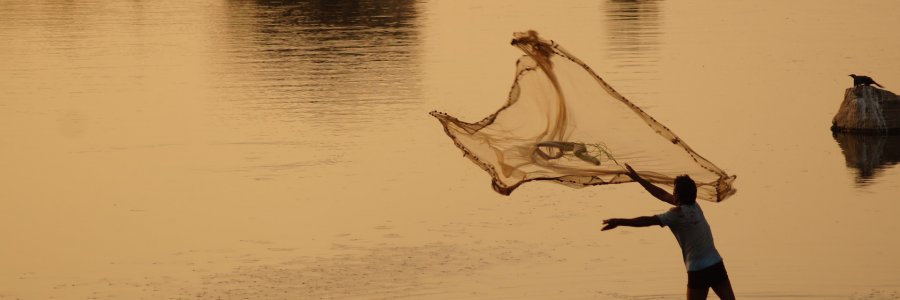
430,31 -> 736,202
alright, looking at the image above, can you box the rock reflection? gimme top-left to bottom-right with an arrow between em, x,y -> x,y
216,0 -> 423,124
832,132 -> 900,185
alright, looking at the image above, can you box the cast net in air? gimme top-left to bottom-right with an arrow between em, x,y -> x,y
430,31 -> 736,202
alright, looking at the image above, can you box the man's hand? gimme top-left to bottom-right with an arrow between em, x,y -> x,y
623,163 -> 676,205
624,163 -> 642,181
602,219 -> 619,231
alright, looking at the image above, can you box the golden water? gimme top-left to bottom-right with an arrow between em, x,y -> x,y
2,0 -> 899,299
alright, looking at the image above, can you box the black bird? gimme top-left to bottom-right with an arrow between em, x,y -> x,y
849,74 -> 884,88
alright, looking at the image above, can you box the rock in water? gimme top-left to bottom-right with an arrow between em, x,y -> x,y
831,86 -> 900,133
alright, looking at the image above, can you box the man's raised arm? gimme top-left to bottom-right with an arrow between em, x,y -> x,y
624,164 -> 676,205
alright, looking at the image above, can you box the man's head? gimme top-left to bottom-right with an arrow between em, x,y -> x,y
673,175 -> 697,205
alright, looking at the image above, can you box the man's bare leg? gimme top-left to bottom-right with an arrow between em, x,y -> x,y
711,278 -> 735,300
687,288 -> 709,300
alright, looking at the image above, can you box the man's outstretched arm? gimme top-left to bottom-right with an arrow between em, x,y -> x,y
601,216 -> 662,231
624,164 -> 676,205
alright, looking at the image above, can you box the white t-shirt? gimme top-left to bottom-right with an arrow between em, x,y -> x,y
656,203 -> 723,271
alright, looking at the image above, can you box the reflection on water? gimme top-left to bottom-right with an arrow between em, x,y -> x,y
833,132 -> 900,185
604,0 -> 662,86
216,0 -> 423,126
207,0 -> 425,175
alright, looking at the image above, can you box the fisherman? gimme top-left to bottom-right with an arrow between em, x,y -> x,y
602,164 -> 736,300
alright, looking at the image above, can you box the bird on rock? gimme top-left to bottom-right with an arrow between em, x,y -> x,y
849,74 -> 884,88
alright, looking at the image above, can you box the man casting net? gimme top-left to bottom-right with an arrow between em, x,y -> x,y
430,31 -> 736,202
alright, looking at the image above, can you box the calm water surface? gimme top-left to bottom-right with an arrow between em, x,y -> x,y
2,0 -> 899,299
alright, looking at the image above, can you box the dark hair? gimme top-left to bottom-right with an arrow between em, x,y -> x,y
674,175 -> 697,204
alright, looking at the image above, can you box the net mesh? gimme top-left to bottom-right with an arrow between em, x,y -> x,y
430,31 -> 736,202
